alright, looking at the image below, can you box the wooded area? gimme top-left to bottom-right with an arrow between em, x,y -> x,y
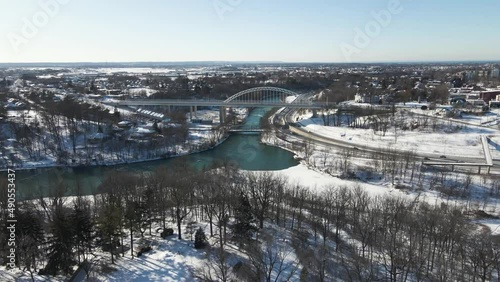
1,159 -> 499,281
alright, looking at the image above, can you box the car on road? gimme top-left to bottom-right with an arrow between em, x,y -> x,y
439,155 -> 446,159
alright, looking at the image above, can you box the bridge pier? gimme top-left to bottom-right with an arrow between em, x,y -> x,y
312,109 -> 318,118
219,107 -> 226,124
186,106 -> 199,119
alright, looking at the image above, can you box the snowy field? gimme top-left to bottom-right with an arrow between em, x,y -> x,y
452,111 -> 500,126
91,222 -> 300,282
95,235 -> 207,282
275,164 -> 389,196
277,163 -> 499,211
295,112 -> 500,159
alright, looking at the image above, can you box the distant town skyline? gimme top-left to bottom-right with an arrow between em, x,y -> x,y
1,0 -> 500,63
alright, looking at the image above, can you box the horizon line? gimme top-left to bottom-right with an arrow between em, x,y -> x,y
1,60 -> 500,66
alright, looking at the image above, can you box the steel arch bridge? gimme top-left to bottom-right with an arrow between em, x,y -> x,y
105,86 -> 325,123
224,86 -> 300,104
108,87 -> 318,108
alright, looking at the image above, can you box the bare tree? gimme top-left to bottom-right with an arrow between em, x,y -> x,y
248,233 -> 299,282
301,139 -> 315,164
247,172 -> 286,229
167,161 -> 193,240
203,247 -> 233,282
338,148 -> 353,176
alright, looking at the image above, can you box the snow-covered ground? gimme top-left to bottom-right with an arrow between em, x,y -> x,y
187,109 -> 221,123
2,161 -> 499,281
273,164 -> 388,196
73,68 -> 178,75
95,236 -> 207,281
275,163 -> 499,212
187,108 -> 248,124
3,100 -> 500,281
295,112 -> 500,159
92,221 -> 301,282
0,108 -> 228,171
264,110 -> 500,234
126,88 -> 158,97
348,101 -> 500,127
453,112 -> 500,126
476,219 -> 500,236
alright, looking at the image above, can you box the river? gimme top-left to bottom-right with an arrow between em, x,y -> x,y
16,107 -> 298,199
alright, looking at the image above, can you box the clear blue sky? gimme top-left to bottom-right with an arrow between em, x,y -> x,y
1,0 -> 499,63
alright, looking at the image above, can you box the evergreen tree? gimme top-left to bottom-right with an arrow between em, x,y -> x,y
71,201 -> 94,264
233,192 -> 256,240
43,206 -> 76,275
16,207 -> 45,276
194,227 -> 207,249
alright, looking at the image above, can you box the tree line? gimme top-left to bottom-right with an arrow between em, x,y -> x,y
0,160 -> 499,281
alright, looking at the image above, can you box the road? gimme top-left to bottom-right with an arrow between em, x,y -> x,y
272,104 -> 500,173
104,99 -> 326,109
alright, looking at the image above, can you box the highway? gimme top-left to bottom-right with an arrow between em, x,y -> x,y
272,104 -> 499,174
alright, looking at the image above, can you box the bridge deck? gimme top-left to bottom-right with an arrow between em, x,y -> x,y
107,99 -> 327,109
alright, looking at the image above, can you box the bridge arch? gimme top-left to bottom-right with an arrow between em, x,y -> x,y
224,87 -> 300,104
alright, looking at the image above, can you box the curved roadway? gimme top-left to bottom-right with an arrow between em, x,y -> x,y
272,100 -> 499,173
